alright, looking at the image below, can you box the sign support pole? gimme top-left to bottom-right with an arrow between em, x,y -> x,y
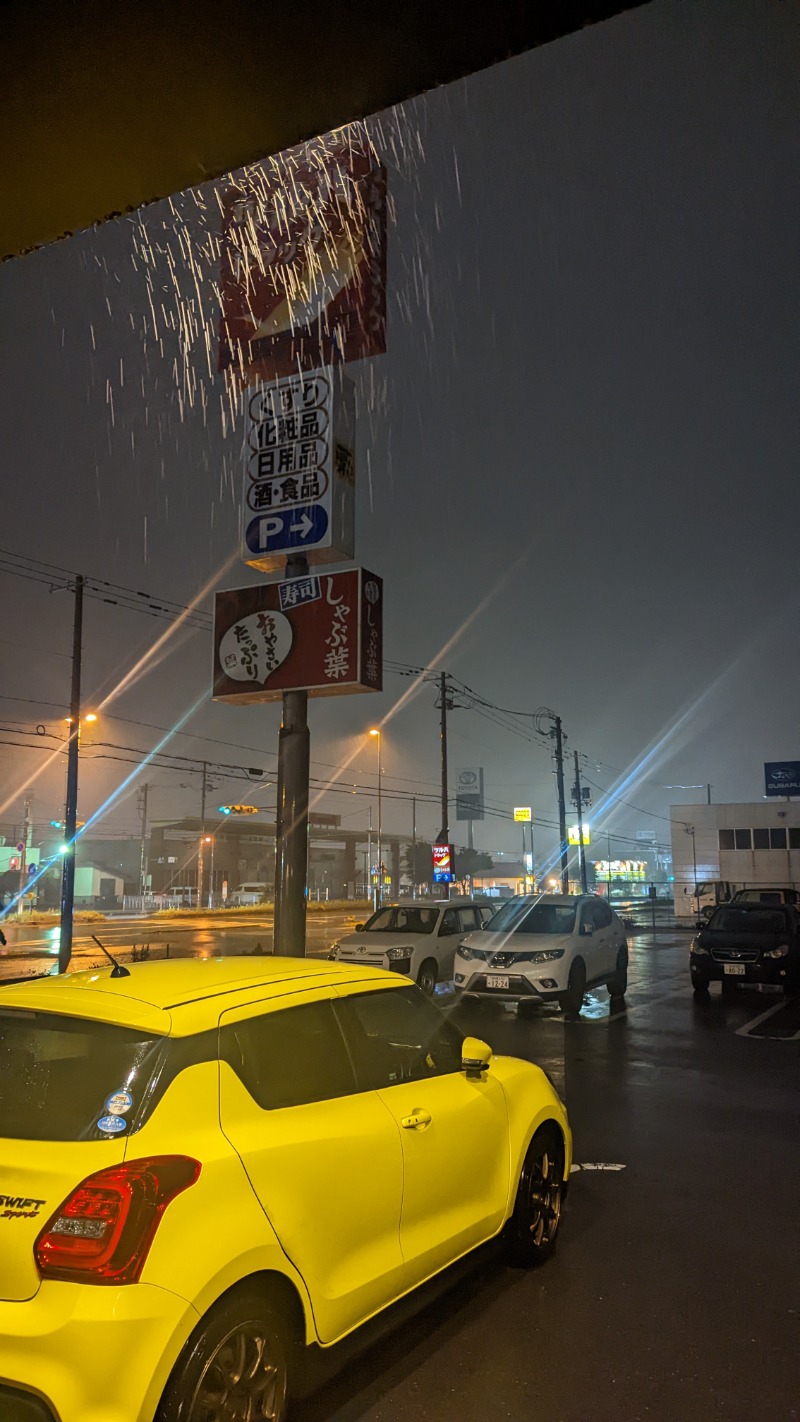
437,671 -> 451,900
274,553 -> 310,956
574,751 -> 589,894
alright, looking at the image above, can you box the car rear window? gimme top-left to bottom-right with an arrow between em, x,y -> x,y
709,908 -> 788,934
487,900 -> 577,935
0,1009 -> 167,1141
361,907 -> 437,934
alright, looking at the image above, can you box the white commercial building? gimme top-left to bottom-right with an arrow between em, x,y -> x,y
670,801 -> 800,922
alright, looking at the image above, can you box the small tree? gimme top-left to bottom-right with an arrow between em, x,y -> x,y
402,840 -> 434,891
453,847 -> 493,888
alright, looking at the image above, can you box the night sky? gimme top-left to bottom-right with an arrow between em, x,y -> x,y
0,0 -> 797,866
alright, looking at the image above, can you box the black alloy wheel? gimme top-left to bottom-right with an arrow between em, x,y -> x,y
417,958 -> 438,995
691,971 -> 710,995
158,1287 -> 291,1422
506,1125 -> 564,1266
606,945 -> 628,999
558,958 -> 586,1014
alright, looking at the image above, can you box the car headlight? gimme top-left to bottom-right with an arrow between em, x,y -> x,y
764,943 -> 790,959
386,946 -> 412,962
458,943 -> 474,961
328,943 -> 341,960
520,949 -> 565,964
690,937 -> 709,955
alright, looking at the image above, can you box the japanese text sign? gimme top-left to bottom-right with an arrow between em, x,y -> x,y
432,844 -> 454,884
243,370 -> 355,571
513,806 -> 531,822
213,569 -> 382,703
218,133 -> 387,385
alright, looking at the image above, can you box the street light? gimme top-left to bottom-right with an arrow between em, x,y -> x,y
59,705 -> 99,972
369,728 -> 382,909
198,834 -> 212,909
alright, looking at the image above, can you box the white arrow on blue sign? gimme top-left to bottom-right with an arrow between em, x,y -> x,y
244,503 -> 329,558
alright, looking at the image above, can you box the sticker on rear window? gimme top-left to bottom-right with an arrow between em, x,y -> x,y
97,1115 -> 127,1135
104,1089 -> 134,1116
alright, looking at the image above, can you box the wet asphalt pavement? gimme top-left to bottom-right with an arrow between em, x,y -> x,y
2,921 -> 798,1418
304,931 -> 800,1422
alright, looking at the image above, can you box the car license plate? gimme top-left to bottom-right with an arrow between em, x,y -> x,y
724,963 -> 746,975
486,974 -> 510,989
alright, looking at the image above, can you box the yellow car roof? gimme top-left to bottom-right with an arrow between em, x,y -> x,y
0,957 -> 396,1036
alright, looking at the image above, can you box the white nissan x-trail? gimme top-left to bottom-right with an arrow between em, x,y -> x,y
454,894 -> 628,1013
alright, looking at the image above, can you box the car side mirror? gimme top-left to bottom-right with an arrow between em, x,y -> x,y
0,929 -> 5,946
354,923 -> 365,932
462,1037 -> 492,1079
695,921 -> 705,931
439,922 -> 455,935
580,922 -> 593,936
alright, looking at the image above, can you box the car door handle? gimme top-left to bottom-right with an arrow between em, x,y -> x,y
400,1109 -> 432,1130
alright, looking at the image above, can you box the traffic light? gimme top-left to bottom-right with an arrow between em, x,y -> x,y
217,805 -> 259,816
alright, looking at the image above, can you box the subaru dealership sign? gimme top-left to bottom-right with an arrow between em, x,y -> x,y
764,761 -> 800,797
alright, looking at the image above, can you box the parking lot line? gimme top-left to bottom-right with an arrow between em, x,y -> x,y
736,999 -> 800,1040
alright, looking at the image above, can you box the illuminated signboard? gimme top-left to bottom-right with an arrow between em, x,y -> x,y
568,825 -> 590,845
432,844 -> 454,884
213,568 -> 382,703
593,860 -> 647,881
513,806 -> 531,822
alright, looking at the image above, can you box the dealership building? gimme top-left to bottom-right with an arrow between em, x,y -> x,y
670,797 -> 800,923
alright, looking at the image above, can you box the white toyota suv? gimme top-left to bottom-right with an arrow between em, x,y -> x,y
454,894 -> 628,1013
329,898 -> 496,994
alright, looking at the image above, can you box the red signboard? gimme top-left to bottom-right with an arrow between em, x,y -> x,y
218,133 -> 387,384
432,844 -> 455,883
213,569 -> 382,704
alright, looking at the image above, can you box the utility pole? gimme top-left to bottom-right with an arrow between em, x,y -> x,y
435,672 -> 452,900
411,796 -> 416,890
367,804 -> 373,901
274,547 -> 311,956
438,672 -> 449,843
138,782 -> 149,898
17,793 -> 33,919
573,751 -> 589,894
59,574 -> 84,973
196,762 -> 208,909
553,716 -> 569,894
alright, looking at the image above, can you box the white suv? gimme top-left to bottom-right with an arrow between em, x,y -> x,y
454,894 -> 628,1013
329,898 -> 496,994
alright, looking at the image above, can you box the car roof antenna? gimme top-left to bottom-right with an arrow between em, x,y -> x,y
91,934 -> 131,978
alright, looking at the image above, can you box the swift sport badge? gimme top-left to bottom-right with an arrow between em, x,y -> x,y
0,1193 -> 46,1220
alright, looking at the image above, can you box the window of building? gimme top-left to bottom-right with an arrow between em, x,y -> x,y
789,828 -> 800,850
753,828 -> 770,850
337,985 -> 464,1091
719,829 -> 735,851
734,829 -> 752,850
770,828 -> 787,850
221,1000 -> 357,1110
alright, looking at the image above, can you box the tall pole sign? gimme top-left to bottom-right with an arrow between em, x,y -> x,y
216,131 -> 388,957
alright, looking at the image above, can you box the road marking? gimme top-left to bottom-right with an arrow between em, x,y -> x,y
736,1000 -> 800,1040
570,1163 -> 626,1173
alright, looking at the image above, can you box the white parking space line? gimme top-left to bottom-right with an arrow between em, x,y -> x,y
736,1000 -> 800,1040
570,1163 -> 627,1173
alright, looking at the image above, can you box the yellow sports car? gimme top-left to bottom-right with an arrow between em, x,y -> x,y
0,956 -> 571,1422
